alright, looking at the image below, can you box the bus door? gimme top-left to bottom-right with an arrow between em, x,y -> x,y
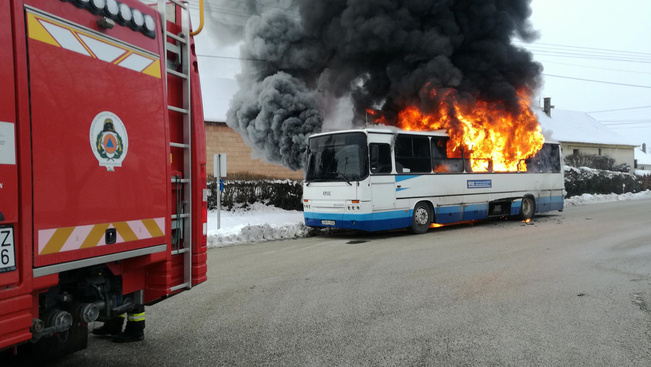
369,143 -> 395,210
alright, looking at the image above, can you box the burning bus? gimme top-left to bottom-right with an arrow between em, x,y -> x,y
302,92 -> 564,233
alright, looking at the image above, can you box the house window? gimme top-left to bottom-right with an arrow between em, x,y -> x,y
573,149 -> 579,156
598,148 -> 602,156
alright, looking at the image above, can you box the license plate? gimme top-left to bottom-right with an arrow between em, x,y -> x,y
321,220 -> 336,226
0,227 -> 16,273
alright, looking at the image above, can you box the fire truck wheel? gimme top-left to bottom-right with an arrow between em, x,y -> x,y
410,202 -> 432,234
520,196 -> 535,220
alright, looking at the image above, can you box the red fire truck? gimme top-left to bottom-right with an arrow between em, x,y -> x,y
0,0 -> 207,358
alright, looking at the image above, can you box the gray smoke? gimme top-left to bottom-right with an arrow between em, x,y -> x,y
204,0 -> 294,45
225,0 -> 542,170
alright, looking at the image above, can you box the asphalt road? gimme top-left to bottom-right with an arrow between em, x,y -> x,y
44,199 -> 651,366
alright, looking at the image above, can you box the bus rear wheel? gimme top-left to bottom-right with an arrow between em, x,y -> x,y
519,196 -> 535,220
410,202 -> 432,234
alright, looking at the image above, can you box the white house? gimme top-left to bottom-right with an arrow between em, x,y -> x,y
534,98 -> 639,170
635,146 -> 651,174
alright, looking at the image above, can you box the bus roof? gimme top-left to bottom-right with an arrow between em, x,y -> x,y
310,126 -> 560,145
310,126 -> 448,139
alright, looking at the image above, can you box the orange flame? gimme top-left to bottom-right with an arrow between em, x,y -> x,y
377,89 -> 544,172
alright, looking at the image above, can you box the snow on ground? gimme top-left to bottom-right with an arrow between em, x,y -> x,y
207,190 -> 651,248
564,190 -> 651,206
207,202 -> 307,248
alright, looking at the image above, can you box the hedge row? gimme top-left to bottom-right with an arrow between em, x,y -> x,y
207,176 -> 303,211
564,166 -> 649,198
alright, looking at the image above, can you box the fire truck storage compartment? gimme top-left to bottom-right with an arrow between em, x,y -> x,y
25,1 -> 169,268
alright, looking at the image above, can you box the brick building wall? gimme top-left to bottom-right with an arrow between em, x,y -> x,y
205,122 -> 304,180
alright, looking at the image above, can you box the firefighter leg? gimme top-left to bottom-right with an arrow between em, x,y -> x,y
92,314 -> 125,336
112,305 -> 145,343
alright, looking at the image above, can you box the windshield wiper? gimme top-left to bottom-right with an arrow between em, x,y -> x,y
337,172 -> 352,186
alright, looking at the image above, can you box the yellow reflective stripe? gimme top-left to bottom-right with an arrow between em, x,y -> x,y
113,222 -> 138,242
27,13 -> 60,48
142,60 -> 161,79
113,50 -> 132,65
38,217 -> 165,255
142,219 -> 164,238
40,227 -> 75,255
128,312 -> 145,322
80,223 -> 110,249
26,10 -> 161,79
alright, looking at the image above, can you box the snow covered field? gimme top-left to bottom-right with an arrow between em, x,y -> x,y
207,191 -> 651,248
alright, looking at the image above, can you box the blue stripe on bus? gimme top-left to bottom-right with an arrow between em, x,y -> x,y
463,204 -> 489,221
537,195 -> 565,212
304,210 -> 412,231
435,205 -> 464,223
304,195 -> 564,231
395,175 -> 420,182
510,200 -> 522,216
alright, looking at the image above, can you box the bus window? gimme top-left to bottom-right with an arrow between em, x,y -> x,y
464,158 -> 492,173
431,138 -> 463,173
395,135 -> 431,173
370,143 -> 392,174
305,132 -> 369,182
525,144 -> 561,173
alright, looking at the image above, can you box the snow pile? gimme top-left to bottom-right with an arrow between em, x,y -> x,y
564,190 -> 651,206
207,202 -> 307,248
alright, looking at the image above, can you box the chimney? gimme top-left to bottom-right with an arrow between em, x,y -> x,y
543,97 -> 553,117
643,143 -> 647,153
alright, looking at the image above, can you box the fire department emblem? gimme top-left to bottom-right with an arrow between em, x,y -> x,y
89,111 -> 129,171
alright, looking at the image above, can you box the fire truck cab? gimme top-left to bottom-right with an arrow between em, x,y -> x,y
1,0 -> 207,359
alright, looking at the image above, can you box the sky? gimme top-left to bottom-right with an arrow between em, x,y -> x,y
188,0 -> 651,148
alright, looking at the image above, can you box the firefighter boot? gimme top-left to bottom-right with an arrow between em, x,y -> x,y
92,314 -> 125,336
113,306 -> 145,343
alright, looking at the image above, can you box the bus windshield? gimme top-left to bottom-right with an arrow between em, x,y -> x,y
306,132 -> 369,182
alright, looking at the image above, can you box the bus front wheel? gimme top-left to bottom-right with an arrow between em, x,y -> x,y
410,202 -> 432,234
520,196 -> 535,220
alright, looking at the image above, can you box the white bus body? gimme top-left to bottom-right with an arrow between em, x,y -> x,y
302,128 -> 564,233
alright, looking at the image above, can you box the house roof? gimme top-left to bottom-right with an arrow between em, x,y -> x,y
534,107 -> 638,147
635,148 -> 651,165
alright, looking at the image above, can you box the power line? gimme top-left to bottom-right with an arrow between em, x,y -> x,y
538,60 -> 651,76
515,41 -> 651,58
588,106 -> 651,113
605,125 -> 651,129
197,53 -> 268,62
529,50 -> 651,64
601,120 -> 651,125
542,74 -> 651,89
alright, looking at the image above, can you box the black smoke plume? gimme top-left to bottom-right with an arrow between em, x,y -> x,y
225,0 -> 542,170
